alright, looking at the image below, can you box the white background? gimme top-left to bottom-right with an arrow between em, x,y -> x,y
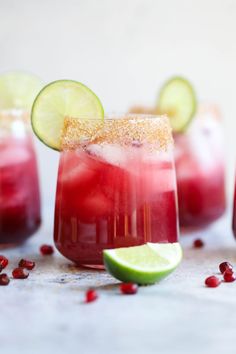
0,0 -> 235,212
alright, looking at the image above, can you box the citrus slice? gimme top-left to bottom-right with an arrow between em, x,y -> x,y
158,76 -> 197,132
103,242 -> 182,285
31,80 -> 104,150
0,71 -> 43,111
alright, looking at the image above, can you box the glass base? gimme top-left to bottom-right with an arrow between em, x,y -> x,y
0,242 -> 23,249
82,264 -> 105,270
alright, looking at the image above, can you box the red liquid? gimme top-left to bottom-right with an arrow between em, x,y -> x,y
174,119 -> 226,231
54,148 -> 178,266
233,182 -> 236,238
176,164 -> 226,229
0,137 -> 41,244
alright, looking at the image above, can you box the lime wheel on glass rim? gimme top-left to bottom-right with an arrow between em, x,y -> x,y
0,71 -> 43,111
31,80 -> 104,150
158,76 -> 197,132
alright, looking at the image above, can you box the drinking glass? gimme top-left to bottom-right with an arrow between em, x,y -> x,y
54,114 -> 179,267
0,110 -> 41,246
174,104 -> 226,230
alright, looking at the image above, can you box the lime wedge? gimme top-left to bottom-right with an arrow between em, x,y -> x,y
158,77 -> 197,132
103,243 -> 182,285
0,71 -> 43,111
31,80 -> 104,150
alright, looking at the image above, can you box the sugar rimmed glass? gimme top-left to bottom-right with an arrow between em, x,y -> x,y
54,114 -> 179,267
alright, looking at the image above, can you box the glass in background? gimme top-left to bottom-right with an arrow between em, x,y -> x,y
0,110 -> 41,246
174,104 -> 226,231
129,104 -> 226,232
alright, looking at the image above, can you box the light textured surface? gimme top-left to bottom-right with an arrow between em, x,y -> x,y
0,209 -> 235,354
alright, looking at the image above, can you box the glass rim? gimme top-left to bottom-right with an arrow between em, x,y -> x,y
61,114 -> 173,151
0,108 -> 28,117
64,113 -> 169,122
0,109 -> 29,127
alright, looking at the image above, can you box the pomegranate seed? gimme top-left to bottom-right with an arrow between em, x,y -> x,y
193,239 -> 204,248
0,273 -> 10,286
120,283 -> 138,295
85,289 -> 98,303
12,267 -> 29,279
223,269 -> 236,282
219,261 -> 233,274
0,255 -> 8,270
40,244 -> 54,255
18,259 -> 35,270
205,276 -> 221,288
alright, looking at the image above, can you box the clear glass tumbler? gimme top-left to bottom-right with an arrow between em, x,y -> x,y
0,110 -> 41,246
174,104 -> 226,230
54,114 -> 179,267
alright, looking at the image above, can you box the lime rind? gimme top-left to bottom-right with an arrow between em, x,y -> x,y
158,76 -> 197,132
0,71 -> 43,111
31,80 -> 104,151
103,243 -> 182,285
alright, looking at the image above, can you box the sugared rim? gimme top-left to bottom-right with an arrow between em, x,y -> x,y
0,108 -> 27,115
102,113 -> 167,120
61,113 -> 173,151
196,103 -> 222,121
0,109 -> 29,122
59,113 -> 168,121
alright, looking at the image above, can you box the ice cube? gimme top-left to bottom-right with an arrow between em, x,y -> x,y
86,144 -> 128,168
77,190 -> 112,223
60,152 -> 99,191
141,163 -> 175,196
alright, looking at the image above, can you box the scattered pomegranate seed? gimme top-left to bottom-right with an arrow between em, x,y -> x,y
120,283 -> 138,295
12,267 -> 29,279
18,259 -> 35,270
219,261 -> 233,274
223,269 -> 236,283
40,244 -> 54,255
205,276 -> 221,288
85,289 -> 98,303
193,239 -> 204,248
0,255 -> 8,270
0,273 -> 10,286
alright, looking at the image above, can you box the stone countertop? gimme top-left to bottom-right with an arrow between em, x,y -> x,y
0,210 -> 236,354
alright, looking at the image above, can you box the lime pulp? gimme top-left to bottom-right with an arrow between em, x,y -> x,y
31,80 -> 104,150
0,71 -> 43,111
103,242 -> 182,285
158,76 -> 197,132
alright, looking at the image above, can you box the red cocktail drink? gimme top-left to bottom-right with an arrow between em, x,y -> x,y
0,110 -> 41,245
54,115 -> 178,266
174,105 -> 226,230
